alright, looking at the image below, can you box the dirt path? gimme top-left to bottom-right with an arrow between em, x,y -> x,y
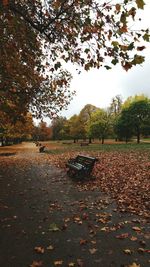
0,143 -> 149,267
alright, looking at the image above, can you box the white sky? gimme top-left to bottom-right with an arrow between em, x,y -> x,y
44,1 -> 150,125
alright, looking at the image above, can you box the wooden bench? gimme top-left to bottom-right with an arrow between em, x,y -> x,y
80,142 -> 89,146
39,145 -> 46,153
66,155 -> 98,179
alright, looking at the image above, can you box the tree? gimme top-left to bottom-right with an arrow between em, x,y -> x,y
127,99 -> 150,143
78,104 -> 99,142
68,115 -> 86,142
36,121 -> 52,141
88,109 -> 112,144
109,95 -> 123,140
0,0 -> 149,120
115,98 -> 150,143
51,116 -> 67,140
114,111 -> 133,143
0,113 -> 35,145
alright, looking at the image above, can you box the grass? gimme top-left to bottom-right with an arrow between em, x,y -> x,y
44,140 -> 150,155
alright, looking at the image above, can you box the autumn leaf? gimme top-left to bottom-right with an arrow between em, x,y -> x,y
136,0 -> 145,9
30,261 -> 43,267
130,236 -> 137,241
116,233 -> 129,239
132,226 -> 142,232
137,248 -> 145,253
68,263 -> 75,267
54,260 -> 63,266
89,248 -> 98,254
137,46 -> 145,51
77,259 -> 84,267
80,239 -> 88,245
34,246 -> 45,254
2,0 -> 9,6
47,245 -> 54,250
128,263 -> 140,267
49,223 -> 60,231
123,249 -> 132,255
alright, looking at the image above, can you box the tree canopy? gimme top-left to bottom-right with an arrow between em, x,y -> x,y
1,0 -> 149,121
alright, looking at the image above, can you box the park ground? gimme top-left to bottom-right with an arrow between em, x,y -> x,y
0,142 -> 150,267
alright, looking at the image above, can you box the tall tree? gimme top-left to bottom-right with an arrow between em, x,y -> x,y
88,109 -> 112,144
79,104 -> 100,142
115,98 -> 150,143
109,95 -> 123,140
51,116 -> 67,140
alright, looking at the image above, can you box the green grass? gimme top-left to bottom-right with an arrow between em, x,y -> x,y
45,140 -> 150,155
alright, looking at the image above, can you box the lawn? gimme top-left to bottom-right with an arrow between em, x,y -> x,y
43,139 -> 150,154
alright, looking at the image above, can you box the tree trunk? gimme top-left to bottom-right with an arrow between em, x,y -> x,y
137,127 -> 140,144
89,137 -> 92,144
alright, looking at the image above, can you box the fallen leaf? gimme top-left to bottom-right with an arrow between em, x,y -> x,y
77,258 -> 84,267
68,262 -> 75,267
137,248 -> 145,253
116,233 -> 129,239
80,239 -> 87,245
34,246 -> 44,254
30,261 -> 43,267
123,249 -> 132,254
128,263 -> 140,267
130,236 -> 137,241
49,223 -> 60,232
54,260 -> 63,266
47,245 -> 54,250
132,226 -> 142,232
89,248 -> 98,254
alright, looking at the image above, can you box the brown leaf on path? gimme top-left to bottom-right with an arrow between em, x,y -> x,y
47,245 -> 54,250
127,263 -> 140,267
116,233 -> 129,239
89,248 -> 98,254
123,249 -> 132,255
30,261 -> 43,267
77,258 -> 84,267
68,262 -> 75,267
54,260 -> 63,266
132,226 -> 142,232
34,246 -> 45,254
80,239 -> 88,245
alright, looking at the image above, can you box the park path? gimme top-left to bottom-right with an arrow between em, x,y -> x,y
0,142 -> 149,267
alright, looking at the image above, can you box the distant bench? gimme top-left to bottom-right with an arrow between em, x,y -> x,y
80,142 -> 89,146
66,155 -> 98,179
34,142 -> 46,152
39,145 -> 46,153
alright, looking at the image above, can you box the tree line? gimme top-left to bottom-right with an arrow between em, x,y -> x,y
50,95 -> 150,144
38,95 -> 150,144
0,94 -> 150,146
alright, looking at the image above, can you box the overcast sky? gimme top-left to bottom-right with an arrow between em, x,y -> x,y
44,1 -> 150,125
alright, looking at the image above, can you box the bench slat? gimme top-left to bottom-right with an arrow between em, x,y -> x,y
66,155 -> 98,179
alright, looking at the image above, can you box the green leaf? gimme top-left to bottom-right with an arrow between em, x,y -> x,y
128,42 -> 134,51
112,41 -> 119,47
104,65 -> 112,70
143,33 -> 150,42
111,58 -> 119,65
136,0 -> 145,9
49,223 -> 60,232
132,55 -> 145,65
